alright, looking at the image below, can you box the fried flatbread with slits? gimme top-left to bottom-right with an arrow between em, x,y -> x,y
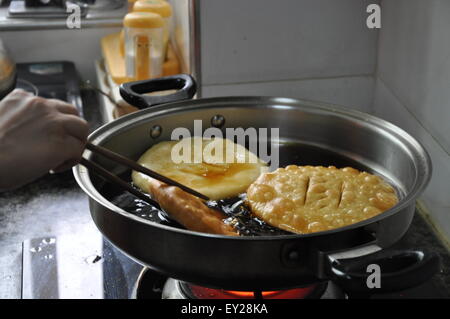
246,165 -> 398,234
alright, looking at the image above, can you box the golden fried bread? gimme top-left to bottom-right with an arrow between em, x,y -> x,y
145,177 -> 239,236
133,137 -> 268,200
246,165 -> 398,234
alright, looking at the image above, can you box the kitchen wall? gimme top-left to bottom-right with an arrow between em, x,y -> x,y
198,0 -> 380,113
2,0 -> 379,111
196,0 -> 450,244
373,0 -> 450,242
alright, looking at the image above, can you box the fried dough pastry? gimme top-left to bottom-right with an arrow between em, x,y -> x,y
246,165 -> 398,234
133,137 -> 268,200
145,177 -> 239,236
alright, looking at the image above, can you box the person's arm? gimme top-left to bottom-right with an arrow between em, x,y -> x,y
0,89 -> 88,191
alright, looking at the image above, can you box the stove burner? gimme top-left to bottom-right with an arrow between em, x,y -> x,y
180,282 -> 327,299
133,268 -> 344,299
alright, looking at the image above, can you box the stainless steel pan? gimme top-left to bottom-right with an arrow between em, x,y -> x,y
74,75 -> 438,295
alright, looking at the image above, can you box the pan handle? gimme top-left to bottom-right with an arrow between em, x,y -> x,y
119,74 -> 197,109
326,249 -> 440,297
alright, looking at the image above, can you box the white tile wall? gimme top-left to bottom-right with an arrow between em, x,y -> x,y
373,79 -> 450,240
377,0 -> 450,154
199,0 -> 379,85
373,0 -> 450,242
200,0 -> 450,242
202,76 -> 374,113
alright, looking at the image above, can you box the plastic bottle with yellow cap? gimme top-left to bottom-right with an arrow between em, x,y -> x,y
133,0 -> 173,60
127,0 -> 139,12
123,11 -> 165,81
128,0 -> 168,12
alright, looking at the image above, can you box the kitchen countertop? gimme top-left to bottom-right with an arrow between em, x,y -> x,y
0,89 -> 449,298
0,89 -> 102,298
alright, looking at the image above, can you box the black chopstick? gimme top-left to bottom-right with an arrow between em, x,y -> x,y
85,142 -> 210,201
79,158 -> 161,208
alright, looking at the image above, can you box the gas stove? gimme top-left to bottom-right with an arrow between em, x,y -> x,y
21,229 -> 448,299
21,233 -> 347,299
15,61 -> 83,116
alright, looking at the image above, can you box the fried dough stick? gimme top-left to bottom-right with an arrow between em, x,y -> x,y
146,178 -> 239,236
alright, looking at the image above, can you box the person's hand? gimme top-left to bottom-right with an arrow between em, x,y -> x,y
0,89 -> 88,191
